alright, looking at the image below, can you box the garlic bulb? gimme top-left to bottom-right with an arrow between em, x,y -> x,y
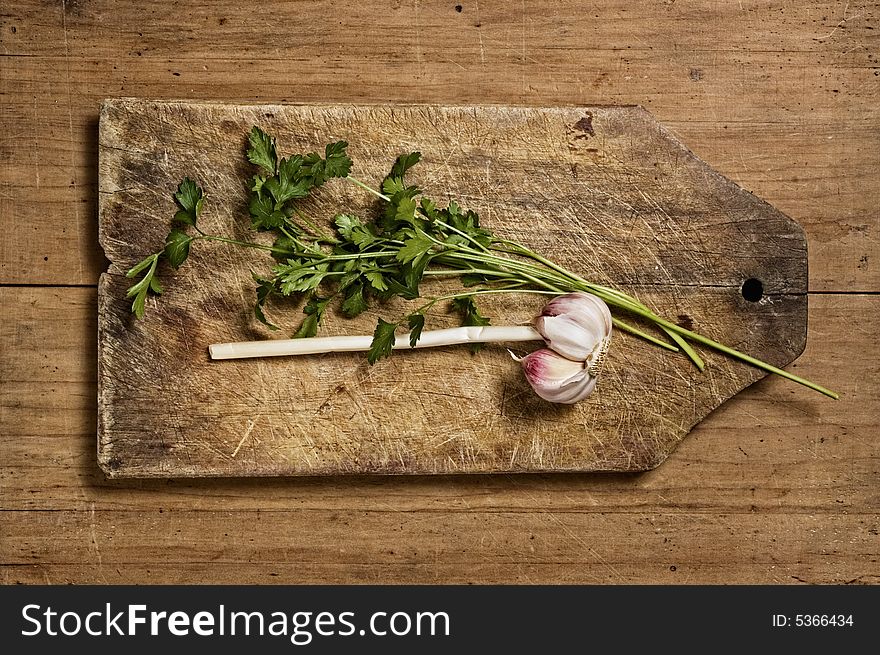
534,292 -> 613,364
519,292 -> 613,404
519,348 -> 597,404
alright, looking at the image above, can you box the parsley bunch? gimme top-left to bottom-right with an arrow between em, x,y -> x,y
125,127 -> 838,398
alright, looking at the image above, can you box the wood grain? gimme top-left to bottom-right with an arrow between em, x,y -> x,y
1,1 -> 877,290
1,0 -> 877,583
96,99 -> 808,477
2,288 -> 877,584
4,510 -> 878,585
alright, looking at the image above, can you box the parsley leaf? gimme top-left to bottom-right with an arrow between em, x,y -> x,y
164,229 -> 193,269
407,313 -> 425,348
394,195 -> 418,224
275,262 -> 333,294
382,177 -> 407,196
368,318 -> 398,364
437,201 -> 493,248
128,179 -> 209,319
377,152 -> 427,231
341,281 -> 368,318
452,296 -> 491,327
264,156 -> 311,205
253,274 -> 279,330
383,258 -> 427,301
172,177 -> 204,227
389,152 -> 422,181
247,126 -> 277,174
382,152 -> 421,197
335,214 -> 376,249
365,270 -> 388,292
323,141 -> 353,179
334,214 -> 361,239
125,253 -> 161,319
351,227 -> 377,249
271,233 -> 299,261
380,186 -> 424,232
251,174 -> 268,196
297,141 -> 352,187
404,257 -> 430,298
249,194 -> 287,230
299,152 -> 324,184
294,295 -> 331,339
396,234 -> 434,264
126,252 -> 158,278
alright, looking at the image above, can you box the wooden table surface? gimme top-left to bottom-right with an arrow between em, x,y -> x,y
2,1 -> 878,584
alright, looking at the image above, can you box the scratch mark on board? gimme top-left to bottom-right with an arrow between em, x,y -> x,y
231,419 -> 257,458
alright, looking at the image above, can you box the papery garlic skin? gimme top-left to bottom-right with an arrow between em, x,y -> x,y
520,348 -> 597,404
534,292 -> 613,363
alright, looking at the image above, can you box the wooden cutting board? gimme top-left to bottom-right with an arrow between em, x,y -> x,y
97,99 -> 807,478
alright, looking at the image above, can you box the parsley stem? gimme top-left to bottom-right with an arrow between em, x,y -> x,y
433,218 -> 491,253
611,319 -> 680,352
346,175 -> 390,201
422,268 -> 518,279
623,311 -> 840,399
422,287 -> 560,306
437,250 -> 570,288
312,250 -> 399,262
276,249 -> 401,263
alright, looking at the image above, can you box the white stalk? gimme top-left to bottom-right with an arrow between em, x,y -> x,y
209,325 -> 542,360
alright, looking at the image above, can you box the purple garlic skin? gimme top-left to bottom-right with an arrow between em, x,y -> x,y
520,348 -> 597,404
534,292 -> 613,363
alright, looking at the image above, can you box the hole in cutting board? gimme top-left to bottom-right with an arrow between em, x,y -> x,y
741,278 -> 764,302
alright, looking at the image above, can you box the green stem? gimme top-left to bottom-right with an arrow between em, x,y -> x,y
439,249 -> 571,288
611,318 -> 680,352
433,218 -> 491,252
415,287 -> 560,313
347,175 -> 389,201
663,330 -> 706,371
639,315 -> 840,399
422,268 -> 518,279
293,250 -> 399,263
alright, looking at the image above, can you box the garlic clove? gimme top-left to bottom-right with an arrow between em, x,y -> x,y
540,292 -> 612,331
535,314 -> 606,361
520,348 -> 597,404
535,292 -> 613,363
